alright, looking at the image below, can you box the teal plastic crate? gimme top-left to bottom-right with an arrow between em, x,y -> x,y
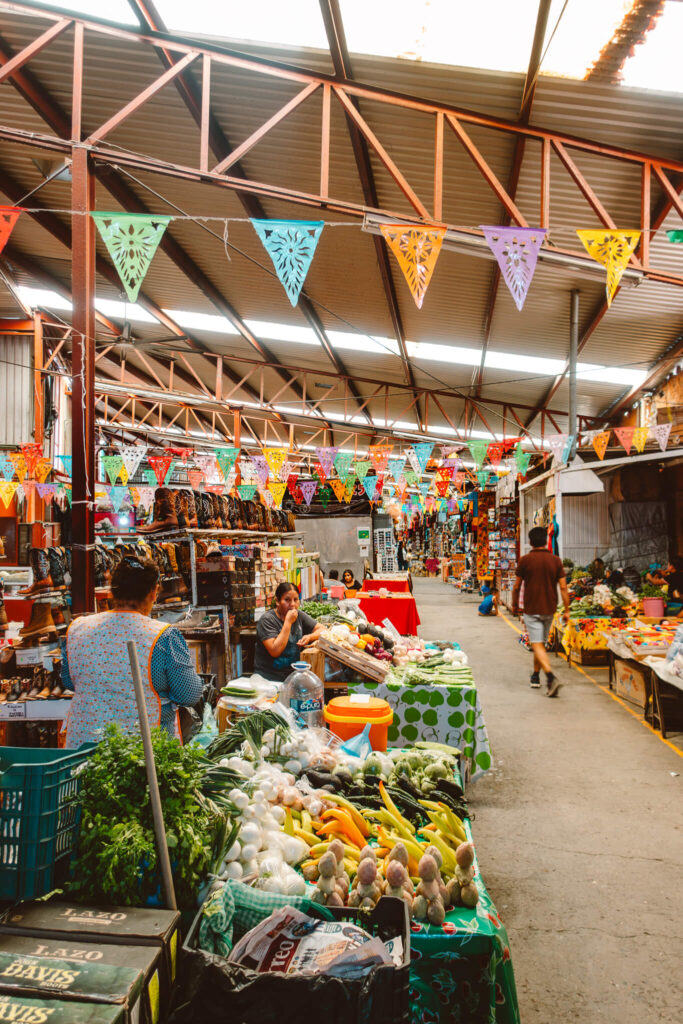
0,743 -> 95,901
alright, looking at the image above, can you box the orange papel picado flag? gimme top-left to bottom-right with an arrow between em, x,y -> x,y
576,230 -> 641,307
379,224 -> 446,309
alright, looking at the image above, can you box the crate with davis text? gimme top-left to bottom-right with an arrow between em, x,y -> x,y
0,901 -> 180,997
0,934 -> 165,1024
0,952 -> 143,1024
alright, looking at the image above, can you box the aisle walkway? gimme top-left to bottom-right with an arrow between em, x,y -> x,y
412,578 -> 683,1024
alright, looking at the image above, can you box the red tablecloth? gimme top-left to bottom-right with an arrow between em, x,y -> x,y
361,579 -> 410,594
358,594 -> 420,636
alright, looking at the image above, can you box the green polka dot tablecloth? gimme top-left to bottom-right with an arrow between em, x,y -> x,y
346,678 -> 492,780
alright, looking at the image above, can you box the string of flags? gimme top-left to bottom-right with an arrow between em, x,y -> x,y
0,206 -> 666,310
0,419 -> 673,515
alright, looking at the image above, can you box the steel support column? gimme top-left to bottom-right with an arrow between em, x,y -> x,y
569,289 -> 579,459
71,147 -> 95,614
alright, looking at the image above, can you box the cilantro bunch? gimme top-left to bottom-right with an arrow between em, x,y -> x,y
69,725 -> 229,909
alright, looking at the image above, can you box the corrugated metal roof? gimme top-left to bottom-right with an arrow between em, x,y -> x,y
0,7 -> 682,441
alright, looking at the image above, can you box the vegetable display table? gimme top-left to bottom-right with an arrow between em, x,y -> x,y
555,614 -> 636,664
408,768 -> 519,1024
359,593 -> 420,636
361,579 -> 411,594
347,677 -> 492,780
410,873 -> 520,1024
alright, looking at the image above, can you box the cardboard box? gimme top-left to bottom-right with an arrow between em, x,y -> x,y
1,936 -> 164,1024
0,994 -> 126,1023
0,953 -> 143,1024
0,904 -> 180,992
614,658 -> 649,710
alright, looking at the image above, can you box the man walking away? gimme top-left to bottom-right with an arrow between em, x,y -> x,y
512,526 -> 570,697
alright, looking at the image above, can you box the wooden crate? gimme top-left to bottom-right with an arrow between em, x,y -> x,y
614,658 -> 649,710
317,635 -> 390,682
570,646 -> 609,666
300,643 -> 325,680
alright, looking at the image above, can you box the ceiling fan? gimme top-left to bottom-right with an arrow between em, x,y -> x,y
110,320 -> 197,355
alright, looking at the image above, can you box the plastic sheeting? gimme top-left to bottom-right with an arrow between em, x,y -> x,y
607,501 -> 668,571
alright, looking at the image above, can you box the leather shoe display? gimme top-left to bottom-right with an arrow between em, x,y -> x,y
138,487 -> 179,533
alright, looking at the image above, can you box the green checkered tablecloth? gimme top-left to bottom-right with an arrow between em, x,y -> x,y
198,880 -> 319,955
347,678 -> 492,780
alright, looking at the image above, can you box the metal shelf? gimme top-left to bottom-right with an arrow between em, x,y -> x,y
0,698 -> 72,721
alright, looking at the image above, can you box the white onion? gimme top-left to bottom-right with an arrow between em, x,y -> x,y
225,861 -> 243,880
269,805 -> 286,825
240,843 -> 258,862
284,759 -> 302,775
224,841 -> 241,863
239,823 -> 261,846
252,789 -> 267,804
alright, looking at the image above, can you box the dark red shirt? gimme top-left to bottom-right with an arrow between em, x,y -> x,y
516,549 -> 565,617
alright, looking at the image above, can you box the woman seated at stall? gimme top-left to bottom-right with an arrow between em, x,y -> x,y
63,556 -> 203,747
342,568 -> 362,596
254,581 -> 324,682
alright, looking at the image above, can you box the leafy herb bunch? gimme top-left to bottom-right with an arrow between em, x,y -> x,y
69,725 -> 224,909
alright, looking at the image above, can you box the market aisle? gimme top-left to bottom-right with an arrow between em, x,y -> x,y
412,578 -> 683,1024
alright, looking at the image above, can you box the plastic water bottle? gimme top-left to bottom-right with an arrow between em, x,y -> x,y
282,661 -> 324,727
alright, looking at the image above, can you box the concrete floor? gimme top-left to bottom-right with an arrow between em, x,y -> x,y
412,577 -> 683,1024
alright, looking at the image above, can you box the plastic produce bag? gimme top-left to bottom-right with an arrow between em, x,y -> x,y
189,704 -> 219,749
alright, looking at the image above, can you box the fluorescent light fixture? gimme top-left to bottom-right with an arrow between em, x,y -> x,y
362,215 -> 643,287
18,286 -> 645,389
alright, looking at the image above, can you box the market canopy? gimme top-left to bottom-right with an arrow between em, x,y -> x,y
0,0 -> 682,454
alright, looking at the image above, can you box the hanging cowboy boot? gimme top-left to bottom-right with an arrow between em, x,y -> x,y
210,493 -> 224,529
176,543 -> 192,590
185,489 -> 199,528
27,667 -> 44,699
192,490 -> 206,527
49,669 -> 64,699
52,602 -> 65,627
18,548 -> 54,596
138,488 -> 179,533
19,601 -> 57,639
17,678 -> 32,702
175,490 -> 190,529
6,678 -> 22,702
200,493 -> 215,529
0,680 -> 11,703
47,548 -> 67,590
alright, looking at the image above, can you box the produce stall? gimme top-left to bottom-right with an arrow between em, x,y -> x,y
361,578 -> 411,594
348,659 -> 492,781
358,593 -> 421,636
301,605 -> 492,778
0,700 -> 517,1024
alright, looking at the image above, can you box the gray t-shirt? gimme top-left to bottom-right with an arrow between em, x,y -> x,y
254,609 -> 318,681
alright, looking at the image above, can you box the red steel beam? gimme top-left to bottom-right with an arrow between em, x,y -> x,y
85,50 -> 198,145
4,119 -> 683,287
5,1 -> 683,175
603,335 -> 683,420
125,0 -> 371,425
0,16 -> 71,83
0,25 -> 340,432
70,146 -> 95,614
318,0 -> 423,427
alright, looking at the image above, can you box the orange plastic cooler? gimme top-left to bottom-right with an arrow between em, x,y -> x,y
324,695 -> 393,751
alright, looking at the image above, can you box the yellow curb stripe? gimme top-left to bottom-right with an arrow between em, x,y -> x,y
498,609 -> 682,761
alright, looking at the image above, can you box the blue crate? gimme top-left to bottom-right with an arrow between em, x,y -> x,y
0,743 -> 95,900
